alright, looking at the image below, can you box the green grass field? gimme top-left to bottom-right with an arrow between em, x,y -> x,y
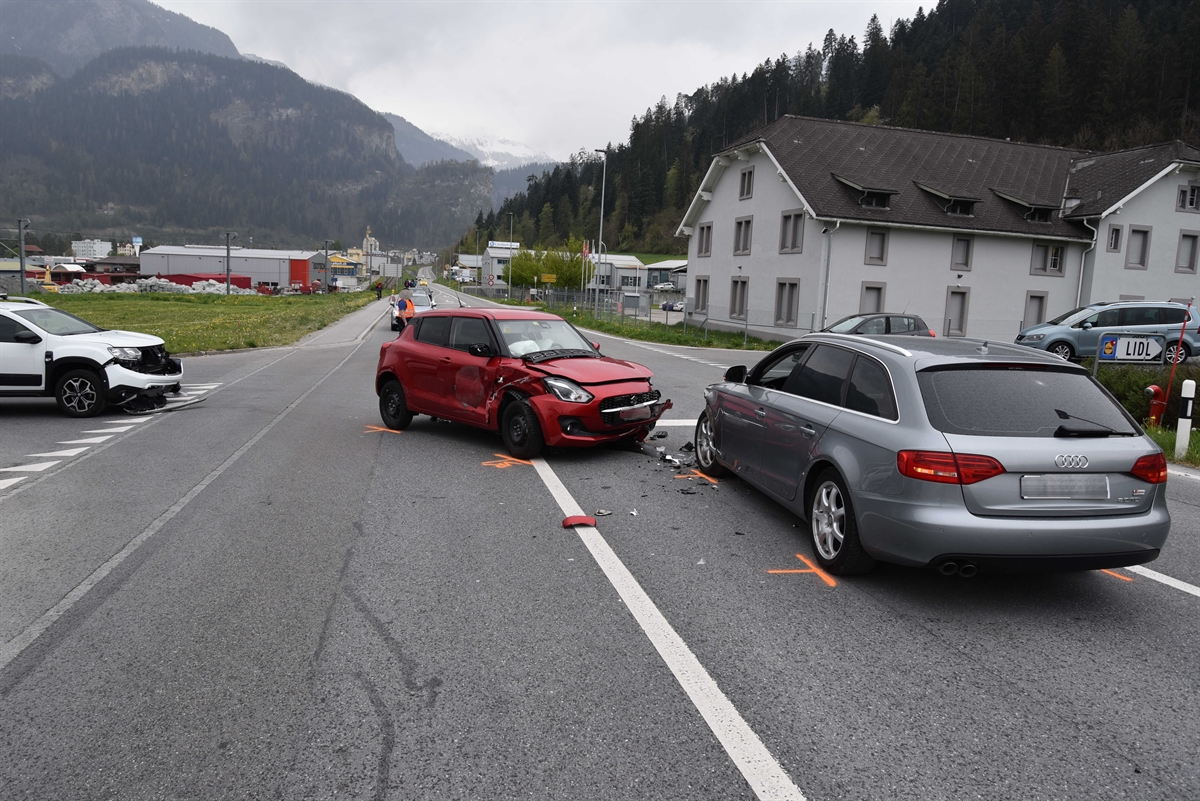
43,292 -> 376,353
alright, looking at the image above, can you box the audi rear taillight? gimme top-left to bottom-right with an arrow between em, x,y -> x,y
897,451 -> 1005,485
1130,452 -> 1167,484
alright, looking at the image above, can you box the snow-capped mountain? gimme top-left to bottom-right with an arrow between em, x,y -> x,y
432,134 -> 554,171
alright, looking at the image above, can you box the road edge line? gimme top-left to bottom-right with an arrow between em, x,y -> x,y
530,457 -> 807,801
1126,565 -> 1200,598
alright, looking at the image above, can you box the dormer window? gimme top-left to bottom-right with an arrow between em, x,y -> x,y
861,192 -> 891,208
916,182 -> 979,217
946,199 -> 975,216
1026,207 -> 1054,223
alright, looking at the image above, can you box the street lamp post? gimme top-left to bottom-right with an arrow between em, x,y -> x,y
16,218 -> 29,294
507,212 -> 514,300
593,149 -> 607,316
224,231 -> 236,294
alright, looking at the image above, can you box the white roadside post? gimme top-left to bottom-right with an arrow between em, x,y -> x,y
1175,379 -> 1195,459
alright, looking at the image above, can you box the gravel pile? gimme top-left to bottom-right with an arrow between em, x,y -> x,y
56,277 -> 258,295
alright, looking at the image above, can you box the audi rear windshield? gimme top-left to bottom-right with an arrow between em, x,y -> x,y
916,365 -> 1138,437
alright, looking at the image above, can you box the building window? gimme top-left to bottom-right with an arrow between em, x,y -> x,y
1026,208 -> 1053,223
860,282 -> 886,314
1024,291 -> 1048,328
1126,226 -> 1152,270
775,280 -> 799,326
696,223 -> 712,257
860,192 -> 891,208
947,199 -> 975,216
779,210 -> 804,253
1178,232 -> 1200,274
620,275 -> 641,287
865,229 -> 888,265
1107,225 -> 1123,253
739,168 -> 754,199
1178,184 -> 1200,212
944,287 -> 970,337
734,217 -> 753,256
730,276 -> 748,320
951,236 -> 973,271
1031,242 -> 1065,275
694,276 -> 709,313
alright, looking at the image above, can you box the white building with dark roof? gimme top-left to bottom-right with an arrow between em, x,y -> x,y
677,116 -> 1200,341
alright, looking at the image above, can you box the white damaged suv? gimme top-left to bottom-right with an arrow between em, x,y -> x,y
0,293 -> 183,417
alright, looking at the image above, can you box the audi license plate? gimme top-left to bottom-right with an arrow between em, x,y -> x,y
1020,475 -> 1109,500
619,406 -> 652,421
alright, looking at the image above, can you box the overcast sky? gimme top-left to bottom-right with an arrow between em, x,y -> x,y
158,0 -> 927,160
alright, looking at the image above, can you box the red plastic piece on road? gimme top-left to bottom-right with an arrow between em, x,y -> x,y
562,515 -> 597,528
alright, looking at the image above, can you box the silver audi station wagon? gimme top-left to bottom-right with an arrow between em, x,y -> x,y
694,333 -> 1170,576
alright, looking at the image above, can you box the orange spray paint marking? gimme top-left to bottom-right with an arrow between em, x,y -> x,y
673,469 -> 719,485
1101,569 -> 1134,582
482,453 -> 534,468
364,425 -> 403,435
767,554 -> 837,587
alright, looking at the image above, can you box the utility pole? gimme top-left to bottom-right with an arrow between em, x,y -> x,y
593,149 -> 607,316
508,212 -> 514,300
17,218 -> 29,294
224,231 -> 236,294
324,239 -> 332,294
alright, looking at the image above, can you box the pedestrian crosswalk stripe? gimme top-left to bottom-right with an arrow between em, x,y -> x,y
0,461 -> 61,472
26,448 -> 89,457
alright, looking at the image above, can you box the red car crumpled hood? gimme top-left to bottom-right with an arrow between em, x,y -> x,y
529,356 -> 652,385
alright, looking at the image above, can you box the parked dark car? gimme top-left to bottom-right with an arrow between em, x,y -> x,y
823,313 -> 935,336
376,308 -> 671,457
695,333 -> 1169,575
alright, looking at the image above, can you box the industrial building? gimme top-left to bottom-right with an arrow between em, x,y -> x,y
140,246 -> 323,290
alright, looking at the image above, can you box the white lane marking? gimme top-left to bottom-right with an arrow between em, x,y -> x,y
655,419 -> 698,427
57,436 -> 113,444
1126,565 -> 1200,598
26,448 -> 89,458
0,338 -> 367,672
182,384 -> 220,390
84,426 -> 135,433
0,477 -> 28,490
530,458 -> 806,801
1168,468 -> 1200,481
0,462 -> 60,473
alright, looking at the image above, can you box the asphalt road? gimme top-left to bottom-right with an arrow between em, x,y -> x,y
1,289 -> 1197,800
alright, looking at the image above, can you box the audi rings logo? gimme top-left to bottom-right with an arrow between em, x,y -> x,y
1055,454 -> 1089,469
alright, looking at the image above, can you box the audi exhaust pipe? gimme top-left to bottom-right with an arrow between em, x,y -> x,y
958,563 -> 978,578
938,562 -> 959,576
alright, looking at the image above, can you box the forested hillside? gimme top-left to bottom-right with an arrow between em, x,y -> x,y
455,0 -> 1200,258
0,49 -> 492,249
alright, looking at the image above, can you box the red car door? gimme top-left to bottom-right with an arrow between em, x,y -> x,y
404,315 -> 452,412
437,316 -> 500,425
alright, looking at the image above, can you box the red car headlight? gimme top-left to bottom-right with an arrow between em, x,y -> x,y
543,377 -> 594,403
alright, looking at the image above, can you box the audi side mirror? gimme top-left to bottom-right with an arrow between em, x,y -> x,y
468,343 -> 492,357
14,330 -> 41,344
1082,322 -> 1093,330
724,365 -> 747,383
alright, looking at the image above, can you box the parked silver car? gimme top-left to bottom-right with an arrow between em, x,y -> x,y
695,333 -> 1169,575
1015,300 -> 1199,363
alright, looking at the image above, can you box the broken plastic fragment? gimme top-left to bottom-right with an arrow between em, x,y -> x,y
680,441 -> 695,452
595,509 -> 612,516
697,558 -> 706,565
562,515 -> 597,528
630,509 -> 638,516
651,430 -> 668,439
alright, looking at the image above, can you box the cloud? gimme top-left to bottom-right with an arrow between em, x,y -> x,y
158,0 -> 926,159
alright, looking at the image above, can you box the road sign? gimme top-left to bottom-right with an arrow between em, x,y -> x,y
541,274 -> 557,283
1098,333 -> 1165,363
487,274 -> 495,287
132,236 -> 142,245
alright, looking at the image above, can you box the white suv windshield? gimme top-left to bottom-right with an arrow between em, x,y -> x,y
14,307 -> 101,335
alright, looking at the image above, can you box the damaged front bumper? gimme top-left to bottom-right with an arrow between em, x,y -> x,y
103,358 -> 183,407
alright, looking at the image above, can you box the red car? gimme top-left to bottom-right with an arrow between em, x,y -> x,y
375,308 -> 672,457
